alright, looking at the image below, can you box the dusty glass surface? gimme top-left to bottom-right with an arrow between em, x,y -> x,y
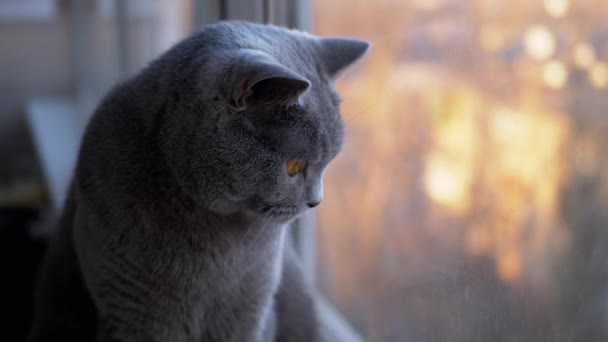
314,1 -> 608,341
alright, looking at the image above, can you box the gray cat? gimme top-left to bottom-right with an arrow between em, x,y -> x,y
28,21 -> 368,342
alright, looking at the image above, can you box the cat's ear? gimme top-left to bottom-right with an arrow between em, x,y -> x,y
224,54 -> 310,110
318,38 -> 370,78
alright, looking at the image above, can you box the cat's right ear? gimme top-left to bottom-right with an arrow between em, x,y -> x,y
222,52 -> 310,110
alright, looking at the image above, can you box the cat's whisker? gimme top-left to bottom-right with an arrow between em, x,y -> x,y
229,223 -> 255,270
343,105 -> 374,128
235,218 -> 256,253
246,211 -> 276,252
230,210 -> 271,270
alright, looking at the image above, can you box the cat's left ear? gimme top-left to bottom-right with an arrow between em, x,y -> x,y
317,38 -> 370,78
224,53 -> 310,110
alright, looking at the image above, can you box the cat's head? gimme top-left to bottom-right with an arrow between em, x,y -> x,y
160,22 -> 368,224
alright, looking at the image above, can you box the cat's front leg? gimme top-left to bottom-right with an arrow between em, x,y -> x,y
273,243 -> 320,342
72,208 -> 177,341
94,315 -> 178,342
95,319 -> 117,342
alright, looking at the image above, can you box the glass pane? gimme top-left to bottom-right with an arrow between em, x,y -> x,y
314,1 -> 608,341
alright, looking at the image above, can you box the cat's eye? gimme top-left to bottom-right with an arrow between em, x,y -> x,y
286,160 -> 306,177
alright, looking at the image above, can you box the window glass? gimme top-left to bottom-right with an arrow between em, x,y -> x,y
314,1 -> 608,340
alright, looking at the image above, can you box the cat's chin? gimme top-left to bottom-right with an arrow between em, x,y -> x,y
267,212 -> 302,225
251,212 -> 300,225
245,206 -> 305,225
205,200 -> 302,224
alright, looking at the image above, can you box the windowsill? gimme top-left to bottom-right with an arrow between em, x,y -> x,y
318,296 -> 364,342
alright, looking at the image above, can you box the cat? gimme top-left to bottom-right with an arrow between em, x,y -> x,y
28,21 -> 368,342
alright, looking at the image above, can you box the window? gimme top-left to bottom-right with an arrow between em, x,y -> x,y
313,0 -> 608,341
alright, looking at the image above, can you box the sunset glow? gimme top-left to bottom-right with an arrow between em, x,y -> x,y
573,43 -> 596,69
524,26 -> 556,61
542,60 -> 568,88
543,0 -> 570,18
589,63 -> 608,88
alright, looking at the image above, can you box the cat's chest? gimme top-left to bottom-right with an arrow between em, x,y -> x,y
76,200 -> 287,340
125,225 -> 285,297
169,221 -> 286,287
180,232 -> 287,342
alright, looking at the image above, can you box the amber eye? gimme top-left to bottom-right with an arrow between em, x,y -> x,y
286,160 -> 306,177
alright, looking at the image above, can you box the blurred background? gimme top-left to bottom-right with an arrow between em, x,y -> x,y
316,0 -> 608,341
1,0 -> 608,341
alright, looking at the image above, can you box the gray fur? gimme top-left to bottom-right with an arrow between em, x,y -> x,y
29,21 -> 368,342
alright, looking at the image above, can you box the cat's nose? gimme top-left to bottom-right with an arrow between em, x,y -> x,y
307,200 -> 321,208
308,178 -> 324,208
